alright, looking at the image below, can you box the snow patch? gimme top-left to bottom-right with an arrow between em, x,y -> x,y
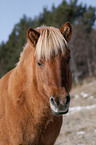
88,96 -> 94,99
77,144 -> 86,145
74,94 -> 79,99
80,92 -> 88,98
69,104 -> 96,114
77,131 -> 85,135
94,129 -> 96,133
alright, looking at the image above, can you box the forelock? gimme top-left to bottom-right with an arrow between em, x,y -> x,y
36,26 -> 68,60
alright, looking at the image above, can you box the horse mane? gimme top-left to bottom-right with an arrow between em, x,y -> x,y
36,26 -> 68,60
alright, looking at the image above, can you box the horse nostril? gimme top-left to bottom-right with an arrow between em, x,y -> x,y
50,97 -> 54,103
50,97 -> 60,106
66,94 -> 70,104
54,98 -> 60,106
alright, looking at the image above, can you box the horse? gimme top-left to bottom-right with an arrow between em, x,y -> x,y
0,22 -> 72,145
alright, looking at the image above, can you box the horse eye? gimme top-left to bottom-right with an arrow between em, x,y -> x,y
66,57 -> 70,64
38,62 -> 43,67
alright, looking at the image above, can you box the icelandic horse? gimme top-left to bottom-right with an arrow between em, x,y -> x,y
0,22 -> 72,145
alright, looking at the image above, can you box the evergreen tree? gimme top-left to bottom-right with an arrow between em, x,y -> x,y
0,0 -> 96,79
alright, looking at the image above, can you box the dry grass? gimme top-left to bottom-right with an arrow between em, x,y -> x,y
55,79 -> 96,145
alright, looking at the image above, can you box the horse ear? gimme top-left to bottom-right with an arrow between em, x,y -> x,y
27,28 -> 40,46
59,22 -> 72,42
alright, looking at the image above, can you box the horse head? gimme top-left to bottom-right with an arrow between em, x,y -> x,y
27,22 -> 72,115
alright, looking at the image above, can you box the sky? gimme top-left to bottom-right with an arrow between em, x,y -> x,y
0,0 -> 96,43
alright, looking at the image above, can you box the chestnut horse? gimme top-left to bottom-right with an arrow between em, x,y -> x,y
0,22 -> 72,145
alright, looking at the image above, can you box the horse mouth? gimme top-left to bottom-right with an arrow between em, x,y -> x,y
50,97 -> 70,115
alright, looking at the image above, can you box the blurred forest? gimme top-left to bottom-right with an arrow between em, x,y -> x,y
0,0 -> 96,83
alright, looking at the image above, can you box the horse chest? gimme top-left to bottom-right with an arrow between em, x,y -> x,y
37,116 -> 63,145
22,115 -> 62,145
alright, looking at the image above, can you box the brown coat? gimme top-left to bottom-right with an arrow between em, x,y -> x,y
0,22 -> 72,145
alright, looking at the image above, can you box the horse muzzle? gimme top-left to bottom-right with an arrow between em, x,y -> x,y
50,94 -> 70,115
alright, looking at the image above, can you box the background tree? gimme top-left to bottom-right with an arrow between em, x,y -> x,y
0,0 -> 96,82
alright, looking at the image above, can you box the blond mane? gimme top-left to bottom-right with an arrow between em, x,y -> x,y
36,26 -> 68,60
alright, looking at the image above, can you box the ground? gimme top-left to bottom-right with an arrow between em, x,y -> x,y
55,78 -> 96,145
